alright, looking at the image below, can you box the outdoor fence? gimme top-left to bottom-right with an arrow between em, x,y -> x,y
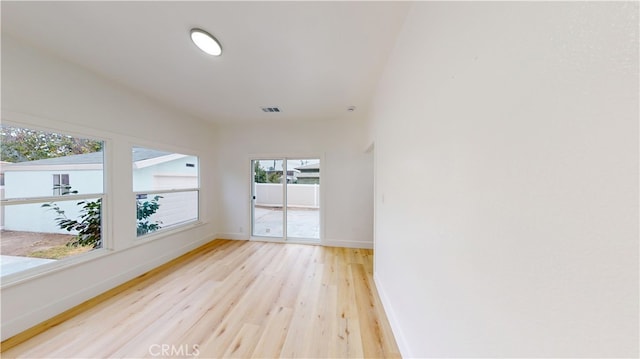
254,183 -> 320,209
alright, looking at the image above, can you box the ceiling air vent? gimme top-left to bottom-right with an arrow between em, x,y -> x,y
261,107 -> 281,113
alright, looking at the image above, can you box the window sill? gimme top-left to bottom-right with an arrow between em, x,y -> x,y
0,247 -> 112,289
0,221 -> 207,289
130,220 -> 206,247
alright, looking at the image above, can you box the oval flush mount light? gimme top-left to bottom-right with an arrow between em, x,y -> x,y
190,28 -> 222,56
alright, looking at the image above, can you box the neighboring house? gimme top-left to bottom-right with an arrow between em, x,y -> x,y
2,149 -> 198,234
265,169 -> 298,183
294,162 -> 320,184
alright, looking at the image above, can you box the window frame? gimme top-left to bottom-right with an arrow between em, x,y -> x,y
131,145 -> 200,239
0,120 -> 111,285
248,153 -> 325,244
52,173 -> 70,196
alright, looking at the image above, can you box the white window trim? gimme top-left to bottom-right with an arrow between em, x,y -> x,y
0,247 -> 112,288
0,118 -> 111,286
131,146 -> 201,240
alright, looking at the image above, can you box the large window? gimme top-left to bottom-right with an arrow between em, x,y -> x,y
132,146 -> 199,237
0,124 -> 104,277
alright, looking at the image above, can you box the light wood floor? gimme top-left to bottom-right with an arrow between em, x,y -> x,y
2,239 -> 400,358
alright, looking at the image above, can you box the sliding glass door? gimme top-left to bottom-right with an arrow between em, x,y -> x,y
251,158 -> 320,241
251,159 -> 284,238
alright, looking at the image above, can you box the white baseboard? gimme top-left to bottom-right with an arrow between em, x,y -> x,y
215,233 -> 249,241
215,235 -> 371,249
323,239 -> 373,249
374,272 -> 412,358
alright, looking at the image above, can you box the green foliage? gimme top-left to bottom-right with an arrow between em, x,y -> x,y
42,194 -> 163,248
42,199 -> 103,249
54,184 -> 78,196
0,125 -> 103,163
137,195 -> 163,236
254,162 -> 267,183
268,172 -> 282,183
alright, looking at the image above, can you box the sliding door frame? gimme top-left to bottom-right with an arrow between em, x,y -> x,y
249,153 -> 324,244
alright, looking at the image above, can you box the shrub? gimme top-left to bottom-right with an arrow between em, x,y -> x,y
43,195 -> 163,248
137,195 -> 163,236
42,199 -> 102,248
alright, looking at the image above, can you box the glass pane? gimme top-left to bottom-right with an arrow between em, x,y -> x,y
132,147 -> 198,192
286,159 -> 320,239
1,198 -> 102,276
252,159 -> 283,237
1,125 -> 104,199
136,191 -> 198,237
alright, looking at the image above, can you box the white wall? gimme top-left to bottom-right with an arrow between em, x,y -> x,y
3,170 -> 103,233
4,170 -> 103,198
144,191 -> 199,232
134,155 -> 198,191
215,119 -> 373,248
368,2 -> 638,358
1,35 -> 218,340
254,183 -> 320,208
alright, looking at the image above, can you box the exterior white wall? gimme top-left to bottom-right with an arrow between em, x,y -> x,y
134,156 -> 200,232
4,170 -> 102,198
254,183 -> 283,207
133,155 -> 198,191
5,201 -> 96,235
144,191 -> 199,231
254,183 -> 320,208
286,183 -> 319,208
1,35 -> 218,340
3,170 -> 103,233
368,2 -> 638,358
215,120 -> 373,248
3,155 -> 198,234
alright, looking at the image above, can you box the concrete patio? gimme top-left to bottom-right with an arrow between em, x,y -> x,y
253,206 -> 319,239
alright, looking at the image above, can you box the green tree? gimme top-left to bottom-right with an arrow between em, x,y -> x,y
268,172 -> 282,183
1,125 -> 103,163
43,194 -> 163,248
43,199 -> 103,249
254,162 -> 267,183
137,196 -> 163,236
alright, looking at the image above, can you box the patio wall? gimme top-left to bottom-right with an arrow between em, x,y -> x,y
254,183 -> 319,208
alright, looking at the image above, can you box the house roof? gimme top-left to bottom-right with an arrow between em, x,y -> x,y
4,151 -> 104,167
296,172 -> 320,179
4,148 -> 171,167
2,148 -> 175,171
132,148 -> 174,162
295,163 -> 320,171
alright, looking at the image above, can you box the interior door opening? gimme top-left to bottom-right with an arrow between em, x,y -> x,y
251,158 -> 320,241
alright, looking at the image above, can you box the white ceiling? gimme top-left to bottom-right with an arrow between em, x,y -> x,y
1,1 -> 410,124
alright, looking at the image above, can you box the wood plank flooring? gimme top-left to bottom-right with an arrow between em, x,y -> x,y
2,239 -> 400,358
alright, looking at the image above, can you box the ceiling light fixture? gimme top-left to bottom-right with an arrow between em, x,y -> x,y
190,28 -> 222,56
